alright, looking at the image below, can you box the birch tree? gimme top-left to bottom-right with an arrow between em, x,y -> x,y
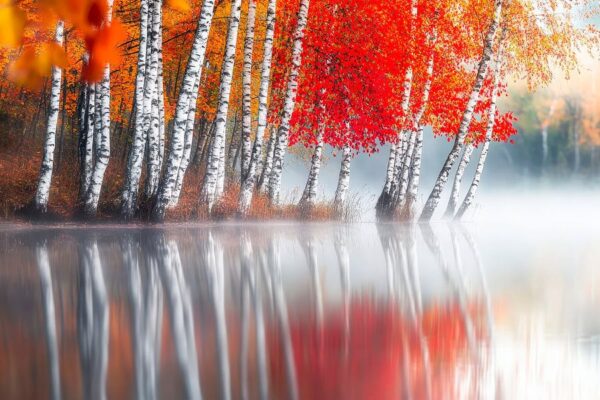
143,0 -> 164,199
257,126 -> 276,193
456,33 -> 506,220
392,29 -> 437,217
121,0 -> 150,219
238,0 -> 278,215
200,0 -> 243,213
83,0 -> 114,217
266,0 -> 311,205
240,0 -> 257,181
33,21 -> 64,214
77,72 -> 94,203
152,0 -> 216,221
419,0 -> 503,221
333,144 -> 352,213
444,143 -> 474,218
298,122 -> 325,209
375,0 -> 417,219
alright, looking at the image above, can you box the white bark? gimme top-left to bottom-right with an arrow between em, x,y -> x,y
541,126 -> 548,167
36,242 -> 61,400
169,93 -> 199,208
157,25 -> 165,167
240,0 -> 257,181
334,144 -> 352,211
405,126 -> 423,214
122,0 -> 150,218
84,0 -> 114,217
238,0 -> 277,214
455,29 -> 506,220
420,0 -> 503,221
394,32 -> 436,213
34,21 -> 64,213
153,0 -> 216,219
258,126 -> 276,193
144,0 -> 163,199
298,125 -> 324,209
201,0 -> 243,212
266,0 -> 310,204
78,76 -> 94,202
444,144 -> 474,218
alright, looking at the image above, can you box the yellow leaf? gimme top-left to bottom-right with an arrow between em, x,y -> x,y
0,3 -> 25,48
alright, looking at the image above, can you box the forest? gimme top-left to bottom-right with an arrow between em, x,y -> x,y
0,0 -> 598,222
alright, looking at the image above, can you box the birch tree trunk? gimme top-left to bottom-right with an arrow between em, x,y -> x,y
84,83 -> 96,192
444,144 -> 474,218
404,126 -> 424,217
333,144 -> 352,213
168,87 -> 199,208
394,31 -> 436,216
33,21 -> 64,213
419,0 -> 503,221
157,26 -> 166,167
144,0 -> 163,199
83,1 -> 114,217
455,33 -> 505,220
121,0 -> 150,219
240,0 -> 257,181
298,125 -> 324,209
541,125 -> 549,168
200,0 -> 243,213
573,108 -> 581,173
375,0 -> 417,219
258,126 -> 276,193
266,0 -> 310,205
77,74 -> 94,204
152,0 -> 216,220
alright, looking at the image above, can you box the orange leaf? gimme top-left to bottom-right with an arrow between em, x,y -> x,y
0,2 -> 26,48
167,0 -> 190,12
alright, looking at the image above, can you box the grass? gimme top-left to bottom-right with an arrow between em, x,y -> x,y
0,137 -> 362,223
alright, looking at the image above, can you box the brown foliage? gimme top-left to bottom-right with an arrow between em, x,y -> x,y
0,138 -> 345,223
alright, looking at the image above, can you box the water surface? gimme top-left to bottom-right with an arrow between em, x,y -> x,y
0,222 -> 598,399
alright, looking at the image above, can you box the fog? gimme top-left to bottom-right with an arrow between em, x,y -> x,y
280,126 -> 600,223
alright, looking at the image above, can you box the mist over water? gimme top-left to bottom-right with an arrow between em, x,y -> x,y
1,219 -> 599,399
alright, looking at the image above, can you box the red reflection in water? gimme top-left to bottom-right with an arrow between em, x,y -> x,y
268,299 -> 483,400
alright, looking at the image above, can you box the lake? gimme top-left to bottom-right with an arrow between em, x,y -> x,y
0,219 -> 599,399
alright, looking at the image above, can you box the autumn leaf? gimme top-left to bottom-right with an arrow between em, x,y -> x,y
8,42 -> 66,88
166,0 -> 190,12
0,1 -> 26,48
83,19 -> 127,81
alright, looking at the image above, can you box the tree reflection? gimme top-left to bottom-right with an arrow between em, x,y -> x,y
155,234 -> 202,400
35,240 -> 61,400
123,235 -> 164,400
77,236 -> 109,400
23,224 -> 498,400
